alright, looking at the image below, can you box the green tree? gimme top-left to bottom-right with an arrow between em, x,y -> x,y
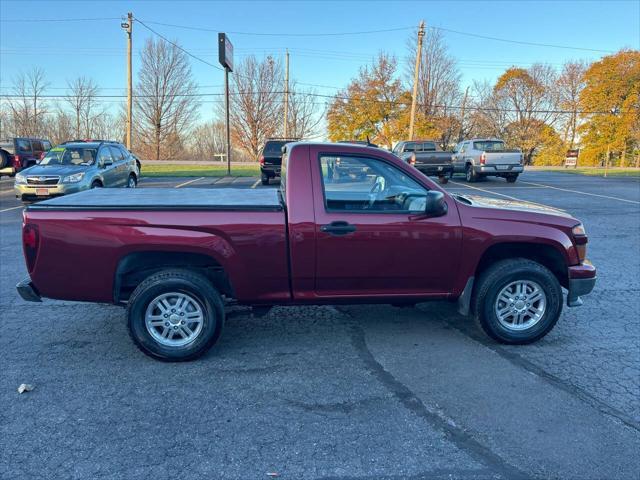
578,50 -> 640,166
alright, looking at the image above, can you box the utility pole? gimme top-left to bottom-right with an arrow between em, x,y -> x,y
121,13 -> 133,150
459,85 -> 469,142
408,20 -> 425,141
604,143 -> 610,178
283,49 -> 289,138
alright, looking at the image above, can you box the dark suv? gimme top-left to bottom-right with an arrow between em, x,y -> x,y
0,137 -> 52,177
259,138 -> 298,185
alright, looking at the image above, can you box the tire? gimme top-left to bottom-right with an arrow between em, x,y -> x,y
126,269 -> 225,361
127,174 -> 137,188
465,164 -> 478,183
438,175 -> 449,185
91,181 -> 102,189
506,174 -> 518,183
0,151 -> 8,169
472,258 -> 563,344
261,173 -> 269,185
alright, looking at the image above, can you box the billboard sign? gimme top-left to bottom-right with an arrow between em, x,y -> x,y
218,33 -> 233,72
565,149 -> 579,167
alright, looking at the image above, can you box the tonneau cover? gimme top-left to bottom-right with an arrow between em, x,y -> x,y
27,188 -> 282,211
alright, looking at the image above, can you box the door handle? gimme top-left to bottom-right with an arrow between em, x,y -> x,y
320,221 -> 357,236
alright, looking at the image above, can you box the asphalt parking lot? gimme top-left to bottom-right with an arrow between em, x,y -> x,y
1,170 -> 639,479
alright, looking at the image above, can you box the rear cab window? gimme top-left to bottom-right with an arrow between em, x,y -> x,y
473,140 -> 505,151
17,139 -> 31,153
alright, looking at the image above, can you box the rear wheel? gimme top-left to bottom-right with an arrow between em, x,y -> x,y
127,269 -> 225,361
465,164 -> 478,183
472,258 -> 562,344
127,174 -> 137,188
506,174 -> 518,183
261,172 -> 269,185
91,181 -> 102,189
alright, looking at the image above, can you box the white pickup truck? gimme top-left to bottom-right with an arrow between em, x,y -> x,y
452,138 -> 523,183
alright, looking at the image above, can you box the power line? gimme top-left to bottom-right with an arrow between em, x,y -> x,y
431,25 -> 614,54
141,20 -> 414,37
1,91 -> 630,115
134,18 -> 223,70
0,17 -> 121,23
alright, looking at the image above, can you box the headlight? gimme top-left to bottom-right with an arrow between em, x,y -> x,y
15,173 -> 26,185
62,172 -> 85,183
572,224 -> 586,236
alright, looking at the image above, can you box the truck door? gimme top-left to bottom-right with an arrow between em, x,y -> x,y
311,150 -> 462,297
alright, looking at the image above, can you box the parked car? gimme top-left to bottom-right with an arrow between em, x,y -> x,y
452,138 -> 523,182
260,138 -> 297,185
14,140 -> 139,202
0,137 -> 52,177
17,141 -> 595,361
393,140 -> 454,184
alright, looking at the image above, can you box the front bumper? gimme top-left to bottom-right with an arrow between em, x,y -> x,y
16,278 -> 42,302
474,164 -> 524,175
15,182 -> 83,201
567,262 -> 597,307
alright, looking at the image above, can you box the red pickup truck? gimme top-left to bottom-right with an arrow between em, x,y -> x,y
18,142 -> 596,361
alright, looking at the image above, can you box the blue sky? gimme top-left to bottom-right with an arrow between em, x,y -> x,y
1,0 -> 638,123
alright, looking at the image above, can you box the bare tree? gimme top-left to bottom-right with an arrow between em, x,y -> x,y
286,84 -> 323,139
65,76 -> 100,138
557,61 -> 587,148
225,55 -> 284,161
405,28 -> 462,146
188,120 -> 226,160
134,38 -> 199,160
7,68 -> 49,136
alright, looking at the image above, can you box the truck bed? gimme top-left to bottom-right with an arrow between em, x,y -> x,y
27,188 -> 283,211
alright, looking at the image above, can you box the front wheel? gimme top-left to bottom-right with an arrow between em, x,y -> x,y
127,174 -> 137,188
91,181 -> 102,189
127,269 -> 225,361
472,258 -> 562,344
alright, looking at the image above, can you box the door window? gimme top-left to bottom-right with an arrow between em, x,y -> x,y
109,145 -> 125,162
319,155 -> 427,213
98,147 -> 113,166
42,140 -> 52,150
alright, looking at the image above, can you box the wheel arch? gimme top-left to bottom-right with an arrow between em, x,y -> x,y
113,251 -> 234,304
475,242 -> 569,289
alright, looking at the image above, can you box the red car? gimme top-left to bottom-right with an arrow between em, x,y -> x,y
17,142 -> 596,361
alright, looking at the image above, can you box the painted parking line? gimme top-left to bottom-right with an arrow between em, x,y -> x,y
250,179 -> 261,189
518,180 -> 640,205
448,180 -> 524,201
174,177 -> 205,188
0,205 -> 23,213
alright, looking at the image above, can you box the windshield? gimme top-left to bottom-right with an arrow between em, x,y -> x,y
40,146 -> 97,166
473,140 -> 505,151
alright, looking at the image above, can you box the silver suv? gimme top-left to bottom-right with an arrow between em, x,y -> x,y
14,141 -> 139,202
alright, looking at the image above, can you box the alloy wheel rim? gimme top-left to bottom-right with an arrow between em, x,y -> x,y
494,280 -> 546,331
145,292 -> 204,347
129,177 -> 136,188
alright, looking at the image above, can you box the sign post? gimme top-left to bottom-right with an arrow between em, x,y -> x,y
565,149 -> 579,168
218,33 -> 233,176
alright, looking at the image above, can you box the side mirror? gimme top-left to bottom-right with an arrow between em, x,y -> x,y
425,190 -> 447,217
